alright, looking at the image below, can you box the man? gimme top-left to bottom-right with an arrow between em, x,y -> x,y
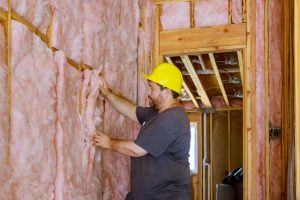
93,63 -> 191,200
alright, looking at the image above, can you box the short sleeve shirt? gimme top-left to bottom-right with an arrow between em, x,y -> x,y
128,106 -> 191,200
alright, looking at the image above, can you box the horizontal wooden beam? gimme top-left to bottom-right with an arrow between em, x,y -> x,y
160,23 -> 246,55
181,55 -> 212,107
155,0 -> 192,4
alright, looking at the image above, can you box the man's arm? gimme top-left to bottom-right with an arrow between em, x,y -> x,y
99,77 -> 138,123
93,131 -> 147,157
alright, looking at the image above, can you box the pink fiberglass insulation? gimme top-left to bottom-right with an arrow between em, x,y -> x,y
101,1 -> 139,199
255,0 -> 266,198
54,51 -> 103,200
137,0 -> 155,107
269,1 -> 283,199
9,20 -> 57,199
13,0 -> 51,34
194,0 -> 228,27
0,0 -> 7,10
160,2 -> 190,31
232,0 -> 243,24
0,24 -> 12,200
51,0 -> 83,63
82,0 -> 106,67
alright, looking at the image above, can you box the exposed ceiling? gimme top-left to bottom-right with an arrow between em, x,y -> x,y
165,50 -> 243,109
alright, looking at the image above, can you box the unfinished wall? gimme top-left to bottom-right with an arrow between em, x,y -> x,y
9,20 -> 57,200
0,0 -> 154,199
230,110 -> 243,171
0,23 -> 11,199
212,111 -> 229,198
268,0 -> 283,198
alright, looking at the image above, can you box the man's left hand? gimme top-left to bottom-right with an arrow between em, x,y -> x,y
93,130 -> 112,149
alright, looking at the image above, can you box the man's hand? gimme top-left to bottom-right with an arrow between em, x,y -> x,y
98,76 -> 110,97
93,130 -> 112,149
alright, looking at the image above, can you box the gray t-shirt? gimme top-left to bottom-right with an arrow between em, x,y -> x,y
126,106 -> 191,200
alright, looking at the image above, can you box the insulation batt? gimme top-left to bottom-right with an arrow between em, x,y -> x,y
160,2 -> 190,30
0,24 -> 11,200
13,0 -> 51,34
0,0 -> 7,10
195,0 -> 228,27
232,0 -> 243,24
9,20 -> 57,200
55,51 -> 103,200
51,0 -> 83,63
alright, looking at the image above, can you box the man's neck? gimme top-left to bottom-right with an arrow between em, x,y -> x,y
158,99 -> 180,113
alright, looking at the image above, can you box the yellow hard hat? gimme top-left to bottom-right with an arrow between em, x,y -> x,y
144,63 -> 183,93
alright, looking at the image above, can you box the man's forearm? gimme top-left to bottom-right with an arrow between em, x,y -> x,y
109,140 -> 147,157
103,90 -> 138,122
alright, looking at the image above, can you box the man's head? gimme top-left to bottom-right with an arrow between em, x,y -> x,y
144,63 -> 183,109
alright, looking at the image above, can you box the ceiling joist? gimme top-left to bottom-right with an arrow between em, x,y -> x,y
237,50 -> 244,85
165,56 -> 199,108
209,53 -> 230,106
197,55 -> 206,70
180,55 -> 212,107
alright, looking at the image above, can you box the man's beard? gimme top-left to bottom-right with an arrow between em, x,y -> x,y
148,96 -> 159,110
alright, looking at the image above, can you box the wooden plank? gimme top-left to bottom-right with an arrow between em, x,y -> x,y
209,53 -> 229,106
242,0 -> 246,23
197,55 -> 206,70
180,55 -> 212,107
46,6 -> 53,48
295,0 -> 300,198
264,0 -> 270,199
190,0 -> 194,28
237,50 -> 244,85
228,111 -> 231,171
6,0 -> 12,165
160,23 -> 246,54
210,113 -> 213,200
165,56 -> 199,108
0,8 -> 7,21
197,118 -> 203,200
228,0 -> 232,24
155,4 -> 160,65
163,44 -> 246,56
155,0 -> 191,4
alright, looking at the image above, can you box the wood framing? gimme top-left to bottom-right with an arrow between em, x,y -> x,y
228,111 -> 231,171
228,0 -> 232,24
0,8 -> 7,21
264,0 -> 270,198
209,53 -> 229,106
180,55 -> 212,107
160,23 -> 246,55
237,50 -> 244,85
197,55 -> 206,70
6,0 -> 12,165
165,56 -> 199,108
46,6 -> 53,48
295,0 -> 300,198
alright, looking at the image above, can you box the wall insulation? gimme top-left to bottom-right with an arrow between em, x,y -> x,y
0,0 -> 155,199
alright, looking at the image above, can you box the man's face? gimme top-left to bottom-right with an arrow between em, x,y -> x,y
147,81 -> 164,109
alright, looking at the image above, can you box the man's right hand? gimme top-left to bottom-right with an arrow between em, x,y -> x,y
98,76 -> 110,97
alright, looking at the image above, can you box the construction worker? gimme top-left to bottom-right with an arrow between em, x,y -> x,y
93,63 -> 191,200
